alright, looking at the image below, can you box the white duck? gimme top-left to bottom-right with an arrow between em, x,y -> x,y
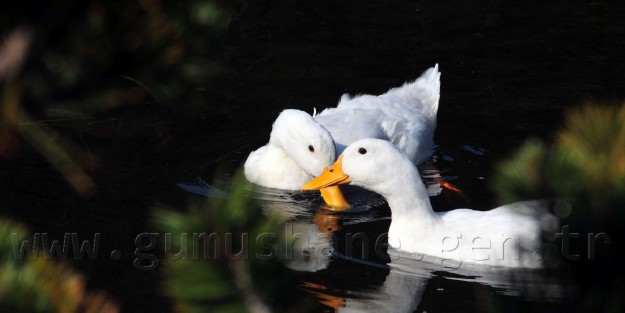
244,65 -> 441,207
302,138 -> 558,268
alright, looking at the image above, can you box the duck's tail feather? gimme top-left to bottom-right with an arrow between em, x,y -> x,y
419,64 -> 441,127
387,64 -> 441,128
374,64 -> 440,163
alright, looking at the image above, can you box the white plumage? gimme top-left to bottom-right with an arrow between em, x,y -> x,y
304,139 -> 558,268
245,65 -> 440,190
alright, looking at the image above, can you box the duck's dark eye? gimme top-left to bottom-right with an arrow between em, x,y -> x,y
358,148 -> 367,155
308,145 -> 315,152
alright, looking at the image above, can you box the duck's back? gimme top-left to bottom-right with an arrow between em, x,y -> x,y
315,65 -> 440,163
435,201 -> 559,268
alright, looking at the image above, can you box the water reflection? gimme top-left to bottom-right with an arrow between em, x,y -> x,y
177,152 -> 571,313
298,229 -> 572,312
251,184 -> 385,273
248,183 -> 573,313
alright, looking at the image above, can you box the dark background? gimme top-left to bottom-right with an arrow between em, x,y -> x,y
1,0 -> 624,312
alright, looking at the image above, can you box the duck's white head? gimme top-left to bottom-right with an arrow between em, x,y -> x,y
269,109 -> 336,177
302,138 -> 417,197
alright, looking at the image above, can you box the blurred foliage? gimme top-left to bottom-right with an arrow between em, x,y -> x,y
12,0 -> 232,109
494,103 -> 625,226
153,170 -> 309,313
0,0 -> 234,197
1,1 -> 238,311
493,103 -> 625,313
0,218 -> 119,313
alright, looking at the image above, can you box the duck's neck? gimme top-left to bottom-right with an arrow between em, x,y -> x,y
382,167 -> 440,245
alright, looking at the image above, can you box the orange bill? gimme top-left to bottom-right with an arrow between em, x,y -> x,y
303,155 -> 352,210
319,186 -> 350,210
303,155 -> 351,190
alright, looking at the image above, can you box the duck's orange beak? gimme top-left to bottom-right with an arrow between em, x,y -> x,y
303,155 -> 352,210
318,186 -> 350,210
303,155 -> 352,189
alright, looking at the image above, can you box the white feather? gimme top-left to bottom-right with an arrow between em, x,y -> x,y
336,139 -> 558,268
245,65 -> 441,190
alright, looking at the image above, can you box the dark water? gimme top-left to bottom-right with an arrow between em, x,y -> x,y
3,0 -> 625,312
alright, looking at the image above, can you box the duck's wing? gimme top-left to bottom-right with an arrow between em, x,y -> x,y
438,200 -> 559,268
315,104 -> 387,155
317,65 -> 441,163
